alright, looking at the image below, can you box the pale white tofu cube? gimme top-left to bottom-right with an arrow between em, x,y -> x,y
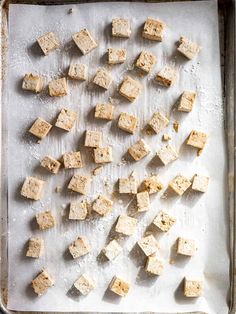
157,144 -> 178,165
74,274 -> 95,295
119,76 -> 142,102
145,256 -> 164,275
136,191 -> 150,212
169,175 -> 192,196
69,236 -> 91,259
142,17 -> 166,41
177,37 -> 201,60
37,32 -> 60,55
94,147 -> 112,163
22,73 -> 44,93
136,51 -> 157,73
143,175 -> 163,194
95,103 -> 114,120
29,117 -> 52,139
69,201 -> 88,220
26,238 -> 44,258
63,151 -> 83,169
93,68 -> 113,90
184,277 -> 203,297
108,48 -> 127,64
92,195 -> 113,216
192,174 -> 209,193
55,108 -> 77,131
103,239 -> 122,261
68,63 -> 88,80
68,174 -> 91,195
48,77 -> 68,97
148,112 -> 169,134
156,65 -> 177,87
41,155 -> 61,174
119,176 -> 137,194
153,210 -> 176,232
109,276 -> 130,296
36,210 -> 56,230
187,130 -> 208,150
115,215 -> 137,236
32,270 -> 54,296
72,29 -> 98,55
112,18 -> 131,38
84,130 -> 102,148
178,91 -> 197,112
137,234 -> 159,256
21,176 -> 45,201
177,237 -> 196,256
128,139 -> 150,161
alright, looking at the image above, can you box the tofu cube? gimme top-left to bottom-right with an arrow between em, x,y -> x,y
68,63 -> 88,80
63,151 -> 83,169
32,270 -> 54,296
115,215 -> 137,236
37,32 -> 60,55
142,18 -> 166,41
177,37 -> 201,60
143,175 -> 163,194
157,144 -> 178,165
92,195 -> 113,216
128,139 -> 150,161
119,76 -> 142,102
153,210 -> 176,232
184,278 -> 203,297
26,238 -> 44,258
29,117 -> 52,139
69,236 -> 91,259
136,191 -> 150,212
136,51 -> 157,73
118,112 -> 138,134
95,103 -> 114,120
48,77 -> 68,97
93,68 -> 113,90
163,133 -> 172,141
68,174 -> 91,195
119,176 -> 137,194
137,234 -> 159,256
187,130 -> 208,150
156,66 -> 177,87
21,176 -> 45,201
84,130 -> 102,148
148,112 -> 169,134
55,108 -> 77,131
112,18 -> 131,38
177,237 -> 196,256
108,48 -> 127,64
192,174 -> 209,193
22,73 -> 44,93
36,210 -> 56,230
74,274 -> 95,295
145,256 -> 164,276
109,276 -> 130,297
94,147 -> 113,163
40,155 -> 61,174
69,201 -> 88,220
103,240 -> 122,261
72,29 -> 98,55
169,175 -> 192,196
178,91 -> 197,112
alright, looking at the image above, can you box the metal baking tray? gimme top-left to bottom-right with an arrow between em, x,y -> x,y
0,0 -> 235,313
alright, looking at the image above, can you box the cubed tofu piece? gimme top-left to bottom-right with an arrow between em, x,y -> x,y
21,176 -> 45,201
72,29 -> 98,55
26,238 -> 44,258
187,130 -> 208,150
177,37 -> 201,60
157,144 -> 178,166
48,77 -> 68,97
184,278 -> 203,297
94,147 -> 113,163
145,256 -> 164,276
37,32 -> 60,55
118,112 -> 138,134
103,239 -> 123,261
69,201 -> 88,220
136,51 -> 157,73
74,274 -> 95,295
29,117 -> 52,140
92,195 -> 113,216
55,108 -> 77,131
119,76 -> 142,102
69,236 -> 91,259
93,68 -> 113,90
137,234 -> 159,256
108,48 -> 127,64
36,210 -> 56,230
115,215 -> 137,236
143,175 -> 163,194
128,139 -> 150,161
84,130 -> 102,148
136,191 -> 150,212
40,155 -> 61,174
32,270 -> 54,296
192,174 -> 209,193
156,66 -> 177,87
177,237 -> 196,256
178,91 -> 197,112
142,18 -> 166,41
119,176 -> 137,194
148,112 -> 169,134
112,18 -> 131,38
109,276 -> 130,297
63,151 -> 83,169
95,103 -> 114,120
169,175 -> 192,196
68,174 -> 91,195
163,133 -> 172,141
68,63 -> 88,80
22,73 -> 44,93
153,210 -> 176,232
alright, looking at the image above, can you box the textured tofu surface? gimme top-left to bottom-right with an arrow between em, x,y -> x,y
142,18 -> 166,41
115,215 -> 137,236
148,112 -> 169,134
41,155 -> 61,174
187,130 -> 208,150
26,238 -> 44,258
112,18 -> 131,38
37,32 -> 60,55
69,201 -> 88,220
74,274 -> 95,295
137,234 -> 159,256
92,195 -> 113,216
103,239 -> 122,261
68,174 -> 91,195
169,175 -> 192,196
48,78 -> 68,97
55,108 -> 77,131
145,256 -> 164,275
36,210 -> 56,230
118,112 -> 138,134
136,191 -> 150,212
136,51 -> 157,73
69,236 -> 91,258
93,68 -> 113,89
72,29 -> 98,55
128,139 -> 150,161
95,103 -> 114,120
177,237 -> 196,256
63,151 -> 83,169
153,210 -> 176,232
119,176 -> 138,194
109,276 -> 130,296
177,36 -> 201,60
94,147 -> 113,163
119,76 -> 142,102
143,175 -> 163,194
22,73 -> 44,93
32,270 -> 54,296
192,174 -> 209,192
84,130 -> 102,148
184,278 -> 203,297
178,91 -> 197,112
108,48 -> 127,64
29,118 -> 52,139
21,176 -> 45,200
156,66 -> 177,87
157,144 -> 178,165
68,63 -> 88,80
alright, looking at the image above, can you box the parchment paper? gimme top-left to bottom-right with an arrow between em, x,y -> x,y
7,1 -> 230,313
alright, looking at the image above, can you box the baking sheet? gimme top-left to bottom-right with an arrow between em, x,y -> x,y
7,1 -> 230,313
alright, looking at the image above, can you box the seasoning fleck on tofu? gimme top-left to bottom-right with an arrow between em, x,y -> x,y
32,270 -> 54,296
48,77 -> 68,97
153,210 -> 176,232
155,65 -> 177,87
112,18 -> 131,38
74,273 -> 95,295
143,175 -> 163,194
37,32 -> 60,55
29,118 -> 52,140
69,236 -> 91,259
72,29 -> 98,55
68,174 -> 91,195
93,68 -> 113,90
21,176 -> 45,201
184,277 -> 203,297
148,112 -> 169,134
41,155 -> 61,174
119,76 -> 142,102
55,108 -> 77,131
115,214 -> 137,236
177,36 -> 201,60
117,112 -> 138,134
103,239 -> 123,261
136,51 -> 157,73
108,48 -> 127,64
169,175 -> 191,196
142,18 -> 166,41
26,238 -> 44,258
22,73 -> 44,93
128,139 -> 150,161
109,276 -> 130,297
36,210 -> 56,230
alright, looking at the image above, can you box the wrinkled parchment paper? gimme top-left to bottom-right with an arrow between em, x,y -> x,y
7,1 -> 230,312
